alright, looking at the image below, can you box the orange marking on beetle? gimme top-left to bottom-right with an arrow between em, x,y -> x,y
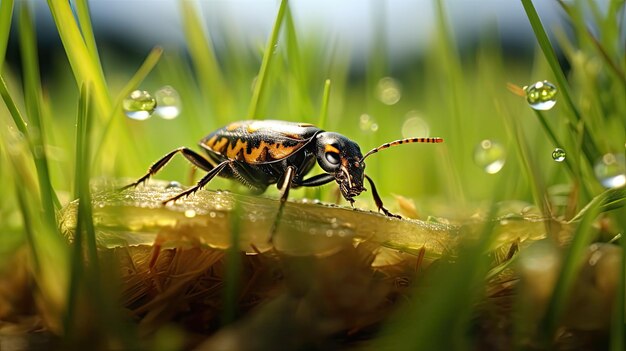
212,137 -> 229,153
226,139 -> 248,160
204,135 -> 218,148
269,143 -> 298,160
244,141 -> 272,163
325,145 -> 340,154
241,141 -> 302,163
283,133 -> 303,139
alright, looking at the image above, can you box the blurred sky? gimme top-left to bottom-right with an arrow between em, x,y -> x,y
23,0 -> 571,64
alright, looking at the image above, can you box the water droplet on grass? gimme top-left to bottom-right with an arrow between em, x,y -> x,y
594,153 -> 626,188
376,77 -> 402,105
154,85 -> 181,120
165,181 -> 182,189
474,139 -> 506,174
552,148 -> 566,162
123,90 -> 156,120
524,80 -> 557,110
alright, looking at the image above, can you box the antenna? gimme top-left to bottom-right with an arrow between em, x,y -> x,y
361,137 -> 444,161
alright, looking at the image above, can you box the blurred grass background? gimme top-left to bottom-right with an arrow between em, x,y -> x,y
0,0 -> 625,349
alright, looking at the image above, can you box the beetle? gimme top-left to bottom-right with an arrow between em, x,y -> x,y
123,120 -> 443,237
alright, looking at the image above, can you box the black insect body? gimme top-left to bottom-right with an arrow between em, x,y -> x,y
124,120 -> 443,237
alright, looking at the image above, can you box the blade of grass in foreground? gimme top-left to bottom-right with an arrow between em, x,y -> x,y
64,83 -> 90,336
66,83 -> 137,347
2,120 -> 69,332
222,201 -> 243,326
247,0 -> 288,119
19,2 -> 60,214
0,75 -> 28,134
74,0 -> 103,78
47,0 -> 112,121
375,176 -> 510,350
540,197 -> 602,344
611,207 -> 626,351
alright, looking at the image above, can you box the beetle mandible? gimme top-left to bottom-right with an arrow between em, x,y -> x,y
123,120 -> 443,237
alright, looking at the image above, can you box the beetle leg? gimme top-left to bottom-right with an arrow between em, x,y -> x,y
297,173 -> 335,187
364,174 -> 401,219
163,160 -> 231,204
122,147 -> 215,190
269,165 -> 296,242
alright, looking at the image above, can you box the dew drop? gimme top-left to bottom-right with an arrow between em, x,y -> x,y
401,111 -> 430,138
524,80 -> 557,110
154,85 -> 181,120
594,153 -> 626,188
123,90 -> 156,120
165,181 -> 182,189
473,139 -> 506,174
376,77 -> 402,105
552,148 -> 566,162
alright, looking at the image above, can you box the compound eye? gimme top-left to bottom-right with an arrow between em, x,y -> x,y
325,152 -> 341,165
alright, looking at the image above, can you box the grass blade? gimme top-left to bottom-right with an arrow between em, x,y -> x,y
64,83 -> 89,335
0,75 -> 28,134
46,0 -> 112,120
247,0 -> 288,119
530,110 -> 592,202
1,117 -> 69,333
312,79 -> 331,199
317,79 -> 331,129
0,0 -> 13,70
611,205 -> 626,351
18,2 -> 60,214
222,202 -> 243,325
181,1 -> 233,121
520,0 -> 578,122
375,175 -> 509,350
431,0 -> 466,204
73,82 -> 99,276
92,46 -> 163,169
74,0 -> 103,75
569,187 -> 626,223
285,5 -> 314,118
540,198 -> 602,343
520,0 -> 601,165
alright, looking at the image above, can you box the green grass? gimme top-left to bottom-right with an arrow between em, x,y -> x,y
0,0 -> 624,349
